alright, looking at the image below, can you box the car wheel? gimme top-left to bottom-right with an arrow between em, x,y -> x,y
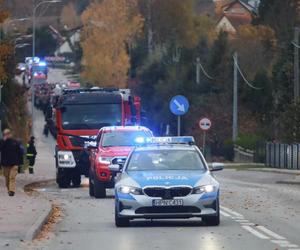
89,175 -> 94,197
57,175 -> 71,189
202,199 -> 220,226
72,172 -> 81,187
94,178 -> 106,198
115,202 -> 130,227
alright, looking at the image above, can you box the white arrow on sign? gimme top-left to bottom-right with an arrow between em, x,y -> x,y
174,100 -> 185,112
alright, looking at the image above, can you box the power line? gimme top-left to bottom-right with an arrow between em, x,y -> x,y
199,59 -> 214,80
233,55 -> 263,90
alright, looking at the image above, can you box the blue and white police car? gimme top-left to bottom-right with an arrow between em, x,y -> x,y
109,137 -> 223,227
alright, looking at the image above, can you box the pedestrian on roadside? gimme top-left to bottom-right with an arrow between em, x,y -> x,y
0,129 -> 24,196
43,123 -> 49,137
26,136 -> 37,174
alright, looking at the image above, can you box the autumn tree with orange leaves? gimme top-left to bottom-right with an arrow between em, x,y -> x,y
0,2 -> 11,83
81,0 -> 143,87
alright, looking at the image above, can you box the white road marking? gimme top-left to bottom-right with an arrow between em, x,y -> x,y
235,219 -> 249,223
221,206 -> 243,218
220,210 -> 231,217
242,225 -> 270,239
256,226 -> 286,240
287,245 -> 300,248
240,222 -> 255,226
271,240 -> 298,248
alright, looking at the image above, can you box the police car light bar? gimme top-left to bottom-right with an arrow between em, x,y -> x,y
136,136 -> 195,145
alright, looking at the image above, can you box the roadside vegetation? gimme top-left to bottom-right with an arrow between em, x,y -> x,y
76,0 -> 300,160
0,4 -> 30,144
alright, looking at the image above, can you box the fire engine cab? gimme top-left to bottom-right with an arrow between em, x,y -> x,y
52,88 -> 142,188
88,126 -> 153,198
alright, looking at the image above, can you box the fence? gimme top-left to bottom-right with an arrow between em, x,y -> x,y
233,142 -> 266,163
234,146 -> 254,163
266,143 -> 300,169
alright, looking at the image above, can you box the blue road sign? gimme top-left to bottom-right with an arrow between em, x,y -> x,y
169,95 -> 189,116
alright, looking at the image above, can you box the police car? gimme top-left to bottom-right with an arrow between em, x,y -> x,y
109,136 -> 223,227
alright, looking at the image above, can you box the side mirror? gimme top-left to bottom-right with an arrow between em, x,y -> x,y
209,162 -> 224,172
109,164 -> 121,172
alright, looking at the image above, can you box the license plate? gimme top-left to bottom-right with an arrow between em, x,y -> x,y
152,199 -> 184,206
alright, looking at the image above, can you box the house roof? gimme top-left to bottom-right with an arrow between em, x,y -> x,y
223,0 -> 258,15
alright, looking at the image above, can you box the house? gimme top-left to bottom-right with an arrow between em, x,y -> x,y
54,27 -> 81,56
216,0 -> 257,34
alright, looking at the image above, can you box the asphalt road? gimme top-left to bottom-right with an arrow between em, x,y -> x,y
26,69 -> 300,250
27,169 -> 300,250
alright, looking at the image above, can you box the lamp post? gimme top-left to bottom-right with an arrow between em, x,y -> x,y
31,0 -> 61,135
32,0 -> 61,58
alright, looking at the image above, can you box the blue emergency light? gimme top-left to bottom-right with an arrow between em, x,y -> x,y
38,61 -> 47,66
135,136 -> 195,146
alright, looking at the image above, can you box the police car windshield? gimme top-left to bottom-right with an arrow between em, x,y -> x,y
127,149 -> 206,171
102,131 -> 152,147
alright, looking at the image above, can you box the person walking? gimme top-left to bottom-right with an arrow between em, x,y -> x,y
26,136 -> 37,174
0,129 -> 23,196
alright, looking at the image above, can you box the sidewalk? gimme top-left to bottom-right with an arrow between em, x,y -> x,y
0,108 -> 56,249
222,163 -> 300,184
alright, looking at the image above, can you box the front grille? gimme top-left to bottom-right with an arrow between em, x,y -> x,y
143,187 -> 192,199
111,157 -> 127,165
136,206 -> 200,214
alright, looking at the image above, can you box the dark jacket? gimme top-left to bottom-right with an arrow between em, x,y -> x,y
0,138 -> 23,166
26,142 -> 37,158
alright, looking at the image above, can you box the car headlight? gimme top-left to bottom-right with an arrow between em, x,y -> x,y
192,185 -> 216,194
98,156 -> 112,164
118,186 -> 143,195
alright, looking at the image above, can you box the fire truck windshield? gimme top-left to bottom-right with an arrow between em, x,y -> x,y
61,104 -> 122,130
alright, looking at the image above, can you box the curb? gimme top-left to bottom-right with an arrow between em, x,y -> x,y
24,202 -> 53,241
245,168 -> 300,175
276,181 -> 300,185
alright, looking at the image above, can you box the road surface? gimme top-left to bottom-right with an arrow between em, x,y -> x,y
26,69 -> 300,250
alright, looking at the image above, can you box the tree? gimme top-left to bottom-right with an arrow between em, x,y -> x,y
34,27 -> 58,57
61,2 -> 81,30
280,99 -> 300,142
255,0 -> 300,42
234,25 -> 276,80
81,0 -> 143,87
0,2 -> 11,83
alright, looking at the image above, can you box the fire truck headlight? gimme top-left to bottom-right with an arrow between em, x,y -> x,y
57,151 -> 76,168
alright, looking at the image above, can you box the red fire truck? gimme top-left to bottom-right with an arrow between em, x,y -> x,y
52,88 -> 141,188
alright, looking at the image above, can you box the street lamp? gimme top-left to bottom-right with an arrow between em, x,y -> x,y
32,0 -> 61,58
31,0 -> 61,135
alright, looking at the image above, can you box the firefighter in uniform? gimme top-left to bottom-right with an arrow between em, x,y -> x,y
26,136 -> 37,174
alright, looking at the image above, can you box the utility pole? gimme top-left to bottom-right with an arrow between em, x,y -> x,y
233,52 -> 238,141
294,27 -> 300,102
196,57 -> 201,85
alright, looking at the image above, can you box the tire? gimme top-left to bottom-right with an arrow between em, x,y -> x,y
89,175 -> 94,197
94,178 -> 106,198
57,175 -> 71,188
72,172 -> 81,188
115,202 -> 130,227
202,199 -> 220,226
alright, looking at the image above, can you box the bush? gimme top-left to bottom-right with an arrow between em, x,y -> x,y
235,133 -> 264,150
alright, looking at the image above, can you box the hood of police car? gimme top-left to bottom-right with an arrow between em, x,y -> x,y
126,170 -> 211,188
